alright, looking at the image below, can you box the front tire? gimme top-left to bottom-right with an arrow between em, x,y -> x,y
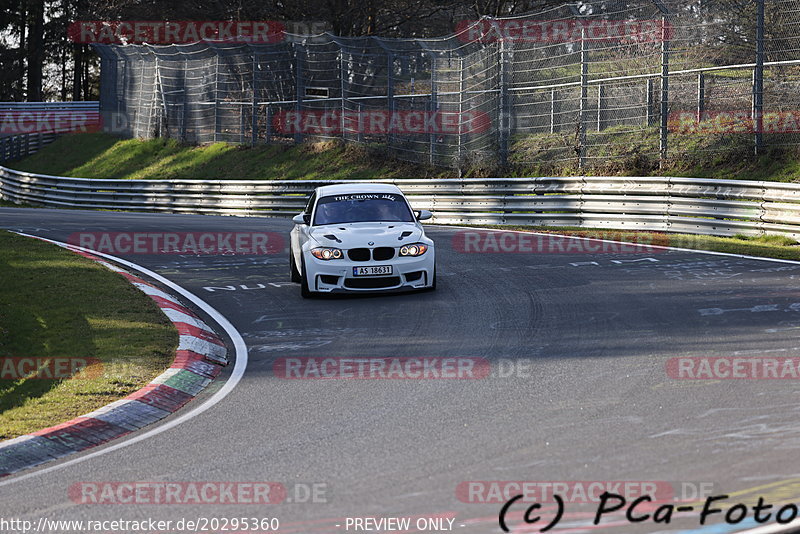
300,256 -> 313,299
290,249 -> 301,283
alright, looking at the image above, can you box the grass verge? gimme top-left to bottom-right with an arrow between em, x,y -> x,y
0,231 -> 177,440
508,126 -> 800,182
468,225 -> 800,261
9,131 -> 800,182
10,133 -> 449,180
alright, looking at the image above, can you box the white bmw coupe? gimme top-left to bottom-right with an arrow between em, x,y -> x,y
290,183 -> 436,297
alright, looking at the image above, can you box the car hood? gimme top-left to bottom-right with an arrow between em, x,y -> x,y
309,222 -> 423,249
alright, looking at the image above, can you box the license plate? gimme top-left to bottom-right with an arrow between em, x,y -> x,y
353,266 -> 393,276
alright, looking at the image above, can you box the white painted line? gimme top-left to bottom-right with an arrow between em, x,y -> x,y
0,233 -> 248,488
433,224 -> 800,266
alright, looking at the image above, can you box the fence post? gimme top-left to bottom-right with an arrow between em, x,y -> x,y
251,53 -> 258,145
147,58 -> 157,137
357,102 -> 364,143
157,58 -> 170,138
340,50 -> 346,141
135,60 -> 145,138
458,57 -> 465,170
294,42 -> 305,145
597,84 -> 606,132
181,59 -> 188,142
213,55 -> 220,143
265,105 -> 272,143
429,56 -> 438,166
499,40 -> 510,167
239,91 -> 245,144
550,88 -> 558,133
578,28 -> 588,169
660,15 -> 670,165
753,0 -> 765,155
697,72 -> 705,118
646,79 -> 655,127
387,51 -> 395,155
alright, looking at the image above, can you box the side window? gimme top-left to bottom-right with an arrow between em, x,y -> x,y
304,193 -> 316,214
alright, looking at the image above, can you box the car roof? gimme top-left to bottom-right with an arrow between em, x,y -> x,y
315,183 -> 404,197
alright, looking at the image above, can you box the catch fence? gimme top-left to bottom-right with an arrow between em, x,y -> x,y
94,0 -> 800,171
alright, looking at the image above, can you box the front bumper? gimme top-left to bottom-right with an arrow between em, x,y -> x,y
303,252 -> 434,293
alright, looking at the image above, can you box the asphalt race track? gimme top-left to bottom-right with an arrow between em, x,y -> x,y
2,207 -> 800,534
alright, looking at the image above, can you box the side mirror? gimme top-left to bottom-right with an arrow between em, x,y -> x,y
416,209 -> 432,221
293,213 -> 310,225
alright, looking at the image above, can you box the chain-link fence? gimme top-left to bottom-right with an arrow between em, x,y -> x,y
94,0 -> 800,172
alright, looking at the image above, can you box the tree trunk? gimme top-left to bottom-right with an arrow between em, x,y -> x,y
18,3 -> 27,100
83,51 -> 90,99
72,44 -> 83,101
26,0 -> 45,101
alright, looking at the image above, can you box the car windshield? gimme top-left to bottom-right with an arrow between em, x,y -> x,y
313,193 -> 414,225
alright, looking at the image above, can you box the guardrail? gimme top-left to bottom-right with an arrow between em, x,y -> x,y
2,167 -> 800,238
0,101 -> 99,110
0,101 -> 101,163
0,133 -> 59,163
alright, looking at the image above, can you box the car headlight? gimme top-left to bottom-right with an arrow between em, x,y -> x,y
399,243 -> 428,257
311,247 -> 343,260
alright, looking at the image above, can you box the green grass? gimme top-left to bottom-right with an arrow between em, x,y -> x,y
12,130 -> 800,182
474,225 -> 800,261
509,125 -> 800,182
0,231 -> 177,439
11,133 -> 448,180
